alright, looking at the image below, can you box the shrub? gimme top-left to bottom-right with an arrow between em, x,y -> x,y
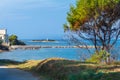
68,70 -> 104,80
36,58 -> 98,80
86,50 -> 110,63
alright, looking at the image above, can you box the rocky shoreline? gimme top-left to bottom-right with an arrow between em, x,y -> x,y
0,45 -> 9,53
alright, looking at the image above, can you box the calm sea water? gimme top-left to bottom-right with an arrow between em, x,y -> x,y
0,39 -> 119,61
0,39 -> 92,61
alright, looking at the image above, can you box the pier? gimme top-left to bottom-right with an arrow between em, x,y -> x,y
10,45 -> 96,50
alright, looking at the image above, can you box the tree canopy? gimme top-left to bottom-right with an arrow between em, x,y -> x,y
65,0 -> 120,31
64,0 -> 120,63
9,34 -> 25,45
9,34 -> 17,42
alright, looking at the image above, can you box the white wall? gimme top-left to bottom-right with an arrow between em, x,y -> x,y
0,29 -> 6,34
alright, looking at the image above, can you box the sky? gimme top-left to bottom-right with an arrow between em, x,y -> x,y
0,0 -> 75,39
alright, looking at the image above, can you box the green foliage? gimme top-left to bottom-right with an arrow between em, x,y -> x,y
9,34 -> 25,45
36,58 -> 98,80
65,0 -> 120,31
7,58 -> 120,80
86,50 -> 110,63
68,70 -> 103,80
64,0 -> 120,64
9,34 -> 17,42
36,58 -> 120,80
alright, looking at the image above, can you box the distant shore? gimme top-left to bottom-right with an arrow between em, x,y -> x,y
32,39 -> 56,42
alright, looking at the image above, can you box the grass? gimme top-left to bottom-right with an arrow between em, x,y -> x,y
1,58 -> 120,80
8,60 -> 41,71
7,60 -> 47,80
36,58 -> 120,80
0,59 -> 47,80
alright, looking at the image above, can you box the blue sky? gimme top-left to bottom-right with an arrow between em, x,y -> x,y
0,0 -> 75,39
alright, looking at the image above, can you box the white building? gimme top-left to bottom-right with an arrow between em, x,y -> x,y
0,29 -> 9,44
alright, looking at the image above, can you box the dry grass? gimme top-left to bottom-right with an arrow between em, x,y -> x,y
8,60 -> 41,71
35,58 -> 120,80
2,58 -> 120,80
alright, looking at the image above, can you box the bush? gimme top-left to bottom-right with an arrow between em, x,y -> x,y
86,50 -> 110,63
36,58 -> 66,76
68,70 -> 103,80
36,58 -> 99,80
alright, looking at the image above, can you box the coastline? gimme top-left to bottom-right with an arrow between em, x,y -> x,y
32,39 -> 56,42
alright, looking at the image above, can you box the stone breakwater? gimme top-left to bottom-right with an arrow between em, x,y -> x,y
10,45 -> 98,50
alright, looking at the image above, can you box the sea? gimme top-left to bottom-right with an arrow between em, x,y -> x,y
0,39 -> 119,61
0,39 -> 93,61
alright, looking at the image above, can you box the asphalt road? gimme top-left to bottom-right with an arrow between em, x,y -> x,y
0,66 -> 39,80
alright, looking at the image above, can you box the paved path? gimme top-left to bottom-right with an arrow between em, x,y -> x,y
0,66 -> 39,80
